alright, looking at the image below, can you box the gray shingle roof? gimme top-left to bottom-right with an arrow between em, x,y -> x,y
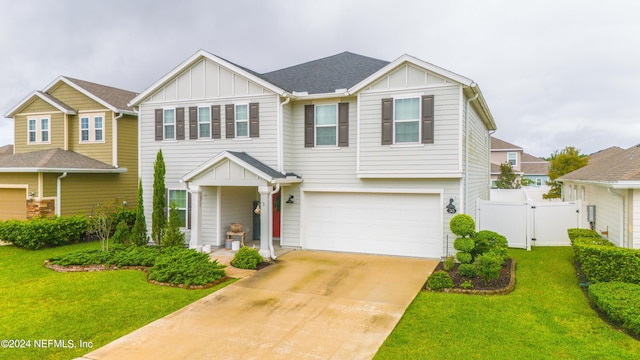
521,152 -> 549,175
260,52 -> 389,94
561,145 -> 640,182
0,145 -> 13,156
65,77 -> 138,112
227,151 -> 285,179
0,148 -> 116,170
491,137 -> 522,151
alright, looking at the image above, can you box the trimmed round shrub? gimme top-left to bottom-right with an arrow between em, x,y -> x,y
231,246 -> 264,270
473,230 -> 507,259
426,270 -> 453,291
456,251 -> 472,264
458,263 -> 477,278
454,237 -> 475,252
449,214 -> 475,237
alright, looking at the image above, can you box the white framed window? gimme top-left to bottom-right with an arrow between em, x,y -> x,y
28,119 -> 36,143
536,178 -> 542,186
394,97 -> 420,143
79,113 -> 105,143
507,152 -> 517,166
168,189 -> 188,228
164,109 -> 175,140
40,118 -> 49,142
235,104 -> 248,137
315,104 -> 337,146
198,107 -> 211,138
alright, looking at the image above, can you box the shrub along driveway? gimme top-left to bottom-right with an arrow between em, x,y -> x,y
79,251 -> 438,360
375,247 -> 640,359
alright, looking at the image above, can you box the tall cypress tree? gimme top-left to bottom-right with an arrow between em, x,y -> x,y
131,179 -> 148,246
152,149 -> 166,245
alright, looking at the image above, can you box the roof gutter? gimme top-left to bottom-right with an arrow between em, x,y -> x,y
0,168 -> 127,174
55,172 -> 67,216
278,96 -> 290,172
113,112 -> 124,168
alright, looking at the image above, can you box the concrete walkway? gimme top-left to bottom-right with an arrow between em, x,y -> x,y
78,251 -> 438,360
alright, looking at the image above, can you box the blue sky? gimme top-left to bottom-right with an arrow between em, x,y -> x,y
1,0 -> 639,157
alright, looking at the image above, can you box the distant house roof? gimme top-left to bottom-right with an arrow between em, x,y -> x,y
261,52 -> 390,94
490,162 -> 523,175
560,145 -> 640,184
0,144 -> 13,156
521,152 -> 550,175
0,148 -> 125,173
491,137 -> 522,151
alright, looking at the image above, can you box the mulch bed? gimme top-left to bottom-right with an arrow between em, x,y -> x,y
425,258 -> 516,295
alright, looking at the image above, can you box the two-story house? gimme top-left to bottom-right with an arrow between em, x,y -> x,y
490,136 -> 549,188
129,50 -> 496,259
1,76 -> 138,220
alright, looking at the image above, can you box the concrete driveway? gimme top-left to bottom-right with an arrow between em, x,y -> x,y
79,251 -> 438,360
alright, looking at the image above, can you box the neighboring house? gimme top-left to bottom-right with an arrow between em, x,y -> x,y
490,136 -> 549,187
129,50 -> 497,259
560,145 -> 640,249
1,77 -> 138,220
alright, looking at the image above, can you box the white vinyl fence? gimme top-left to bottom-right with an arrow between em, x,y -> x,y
476,199 -> 581,250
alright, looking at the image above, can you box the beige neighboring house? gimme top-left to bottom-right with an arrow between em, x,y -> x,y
1,76 -> 138,220
560,145 -> 640,249
490,136 -> 549,188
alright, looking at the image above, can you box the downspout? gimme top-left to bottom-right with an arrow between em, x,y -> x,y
465,89 -> 479,213
488,129 -> 496,196
278,96 -> 290,173
608,187 -> 626,247
112,112 -> 124,168
56,172 -> 68,216
268,183 -> 280,260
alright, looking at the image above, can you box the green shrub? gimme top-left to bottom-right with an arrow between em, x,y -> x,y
449,214 -> 475,237
574,243 -> 640,284
112,221 -> 132,245
148,248 -> 226,287
473,230 -> 508,259
443,256 -> 456,271
49,245 -> 160,267
456,251 -> 472,264
231,247 -> 264,270
162,203 -> 186,247
458,263 -> 477,278
113,207 -> 136,230
426,271 -> 453,291
454,237 -> 475,252
48,249 -> 109,266
589,282 -> 640,336
460,280 -> 474,289
476,250 -> 504,283
567,228 -> 601,242
0,215 -> 88,249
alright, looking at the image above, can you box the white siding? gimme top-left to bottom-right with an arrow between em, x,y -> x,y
633,189 -> 640,249
200,186 -> 219,246
220,187 -> 257,242
280,184 -> 300,247
569,182 -> 623,246
464,95 -> 491,213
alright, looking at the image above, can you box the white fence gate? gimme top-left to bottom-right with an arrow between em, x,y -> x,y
476,199 -> 581,250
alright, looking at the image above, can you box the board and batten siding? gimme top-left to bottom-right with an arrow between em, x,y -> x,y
464,95 -> 491,214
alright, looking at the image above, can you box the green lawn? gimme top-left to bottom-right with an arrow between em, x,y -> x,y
376,247 -> 640,360
0,242 -> 234,360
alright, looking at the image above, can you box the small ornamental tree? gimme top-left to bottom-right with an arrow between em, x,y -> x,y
450,214 -> 476,265
89,202 -> 116,252
152,149 -> 166,246
544,146 -> 588,199
495,162 -> 520,189
131,179 -> 149,246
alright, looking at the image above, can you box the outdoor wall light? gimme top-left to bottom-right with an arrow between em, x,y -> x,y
286,195 -> 295,204
446,198 -> 457,214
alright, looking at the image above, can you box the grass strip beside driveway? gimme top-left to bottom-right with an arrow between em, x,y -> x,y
0,242 -> 234,360
376,247 -> 640,360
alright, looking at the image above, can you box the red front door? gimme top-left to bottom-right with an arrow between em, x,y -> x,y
272,191 -> 281,238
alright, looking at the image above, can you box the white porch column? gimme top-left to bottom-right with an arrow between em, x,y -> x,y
258,185 -> 272,259
189,186 -> 202,250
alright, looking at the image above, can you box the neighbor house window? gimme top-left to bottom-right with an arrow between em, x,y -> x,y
164,109 -> 175,140
507,152 -> 517,166
28,119 -> 36,143
94,116 -> 103,141
168,189 -> 188,227
394,97 -> 420,143
315,104 -> 337,146
536,178 -> 542,186
198,107 -> 211,138
79,114 -> 105,143
235,104 -> 248,137
40,118 -> 49,142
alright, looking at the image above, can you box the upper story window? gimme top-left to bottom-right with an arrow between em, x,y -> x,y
198,107 -> 211,138
79,113 -> 105,143
315,105 -> 337,146
164,109 -> 175,140
235,104 -> 249,137
507,152 -> 517,166
27,116 -> 50,144
394,97 -> 420,143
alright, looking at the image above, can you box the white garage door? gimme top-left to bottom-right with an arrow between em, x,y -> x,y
303,192 -> 442,258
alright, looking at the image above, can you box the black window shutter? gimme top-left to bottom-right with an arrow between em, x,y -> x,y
381,98 -> 393,145
176,107 -> 185,140
187,192 -> 192,229
422,95 -> 434,144
189,107 -> 197,139
338,102 -> 349,147
225,104 -> 235,138
304,104 -> 314,148
249,102 -> 259,138
211,105 -> 221,139
155,109 -> 163,141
